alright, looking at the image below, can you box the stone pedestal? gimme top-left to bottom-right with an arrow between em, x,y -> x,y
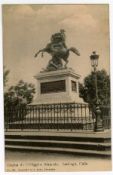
32,68 -> 84,104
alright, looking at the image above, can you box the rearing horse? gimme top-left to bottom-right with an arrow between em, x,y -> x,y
34,30 -> 80,70
35,45 -> 80,70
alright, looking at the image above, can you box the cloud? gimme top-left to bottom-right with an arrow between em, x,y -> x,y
7,5 -> 35,17
4,5 -> 96,28
60,14 -> 98,32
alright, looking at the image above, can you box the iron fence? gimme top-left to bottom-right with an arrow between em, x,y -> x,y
100,105 -> 111,129
4,103 -> 110,131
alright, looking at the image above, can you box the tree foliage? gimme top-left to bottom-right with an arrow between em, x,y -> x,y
4,80 -> 35,108
3,66 -> 10,87
79,69 -> 110,106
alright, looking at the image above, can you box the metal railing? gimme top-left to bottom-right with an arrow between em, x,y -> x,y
4,103 -> 110,131
100,105 -> 111,129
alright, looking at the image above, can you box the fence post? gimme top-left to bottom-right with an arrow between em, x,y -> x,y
94,105 -> 104,132
5,107 -> 8,131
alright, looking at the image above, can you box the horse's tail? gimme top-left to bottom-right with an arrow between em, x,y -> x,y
70,47 -> 80,56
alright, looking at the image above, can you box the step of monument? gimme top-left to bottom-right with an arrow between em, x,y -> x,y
5,145 -> 111,156
6,122 -> 94,130
5,138 -> 111,151
5,133 -> 111,143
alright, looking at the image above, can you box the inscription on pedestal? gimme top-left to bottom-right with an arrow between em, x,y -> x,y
41,80 -> 66,94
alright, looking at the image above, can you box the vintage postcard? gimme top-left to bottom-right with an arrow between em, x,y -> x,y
2,4 -> 112,172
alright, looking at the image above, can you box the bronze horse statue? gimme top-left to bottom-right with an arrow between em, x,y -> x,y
34,30 -> 80,71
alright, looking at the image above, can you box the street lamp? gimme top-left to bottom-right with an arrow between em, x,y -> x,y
90,51 -> 99,68
90,51 -> 104,132
90,51 -> 99,103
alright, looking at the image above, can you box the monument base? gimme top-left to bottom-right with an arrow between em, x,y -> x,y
32,68 -> 84,104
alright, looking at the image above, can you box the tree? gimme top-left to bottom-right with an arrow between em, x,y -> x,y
3,66 -> 10,87
79,69 -> 110,106
4,80 -> 35,108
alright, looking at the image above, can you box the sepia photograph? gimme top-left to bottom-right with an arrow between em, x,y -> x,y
2,3 -> 112,172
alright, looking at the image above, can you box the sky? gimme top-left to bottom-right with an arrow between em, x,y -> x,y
3,4 -> 110,88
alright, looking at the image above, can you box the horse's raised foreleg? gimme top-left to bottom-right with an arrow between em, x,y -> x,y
34,49 -> 45,58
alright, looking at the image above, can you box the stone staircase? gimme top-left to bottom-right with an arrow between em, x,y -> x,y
5,131 -> 111,157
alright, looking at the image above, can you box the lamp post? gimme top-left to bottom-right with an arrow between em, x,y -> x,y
90,51 -> 104,132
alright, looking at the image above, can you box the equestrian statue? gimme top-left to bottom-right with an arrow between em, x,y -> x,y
34,29 -> 80,71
